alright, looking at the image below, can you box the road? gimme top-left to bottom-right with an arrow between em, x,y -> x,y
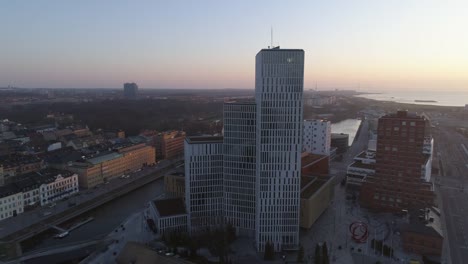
0,159 -> 174,240
433,126 -> 468,264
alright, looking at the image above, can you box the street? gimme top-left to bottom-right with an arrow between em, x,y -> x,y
0,159 -> 174,240
433,125 -> 468,264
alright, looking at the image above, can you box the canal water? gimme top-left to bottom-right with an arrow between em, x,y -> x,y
26,178 -> 165,252
331,119 -> 362,146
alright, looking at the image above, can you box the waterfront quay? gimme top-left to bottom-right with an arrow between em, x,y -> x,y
0,159 -> 181,260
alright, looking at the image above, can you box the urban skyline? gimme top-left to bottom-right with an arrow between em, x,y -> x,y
1,1 -> 468,91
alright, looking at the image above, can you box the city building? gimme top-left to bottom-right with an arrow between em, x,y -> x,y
255,48 -> 304,251
400,208 -> 443,257
184,136 -> 224,232
164,172 -> 185,199
299,175 -> 335,229
123,82 -> 138,99
346,150 -> 376,188
223,101 -> 257,237
331,133 -> 349,154
66,143 -> 155,189
301,152 -> 329,175
0,154 -> 44,183
155,131 -> 186,160
182,47 -> 305,252
303,119 -> 331,156
0,168 -> 78,221
360,110 -> 434,212
0,185 -> 23,221
148,198 -> 188,236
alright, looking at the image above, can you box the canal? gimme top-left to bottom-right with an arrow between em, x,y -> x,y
25,177 -> 165,252
331,119 -> 362,146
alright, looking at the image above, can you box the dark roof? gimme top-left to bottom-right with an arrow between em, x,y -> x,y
0,168 -> 75,198
185,136 -> 223,144
0,185 -> 19,199
349,161 -> 375,170
153,198 -> 187,217
301,153 -> 328,168
331,133 -> 349,139
400,207 -> 443,238
301,178 -> 328,199
260,48 -> 304,52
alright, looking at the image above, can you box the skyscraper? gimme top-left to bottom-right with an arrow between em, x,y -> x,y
223,102 -> 257,236
123,82 -> 138,99
255,48 -> 304,251
184,47 -> 305,252
360,110 -> 434,212
184,136 -> 224,232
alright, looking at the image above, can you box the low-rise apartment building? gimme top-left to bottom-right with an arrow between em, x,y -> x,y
0,154 -> 44,183
66,143 -> 155,189
155,131 -> 185,160
0,168 -> 78,221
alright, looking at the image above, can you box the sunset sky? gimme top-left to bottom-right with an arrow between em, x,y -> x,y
1,0 -> 467,91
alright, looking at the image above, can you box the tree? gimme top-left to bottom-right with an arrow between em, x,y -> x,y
314,244 -> 321,264
225,223 -> 236,244
297,245 -> 304,263
264,241 -> 275,261
322,242 -> 329,264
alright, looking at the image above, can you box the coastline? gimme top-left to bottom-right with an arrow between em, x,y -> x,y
353,92 -> 467,107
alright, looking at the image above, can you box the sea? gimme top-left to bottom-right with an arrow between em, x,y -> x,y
355,90 -> 468,107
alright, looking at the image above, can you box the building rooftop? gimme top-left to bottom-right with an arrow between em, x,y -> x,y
349,161 -> 375,170
185,136 -> 223,144
301,176 -> 332,199
356,150 -> 376,159
0,154 -> 43,168
0,168 -> 75,198
331,133 -> 349,139
260,48 -> 304,52
87,152 -> 123,165
301,153 -> 328,168
153,198 -> 187,217
400,207 -> 443,238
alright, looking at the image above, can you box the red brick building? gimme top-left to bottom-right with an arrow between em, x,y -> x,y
360,111 -> 434,212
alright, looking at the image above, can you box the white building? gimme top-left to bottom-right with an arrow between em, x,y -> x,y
184,136 -> 224,232
422,137 -> 434,182
149,198 -> 188,236
39,170 -> 79,206
223,101 -> 257,237
0,186 -> 23,221
255,48 -> 304,251
303,119 -> 331,155
346,150 -> 376,187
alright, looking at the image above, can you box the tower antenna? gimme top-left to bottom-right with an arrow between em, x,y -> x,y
270,26 -> 273,48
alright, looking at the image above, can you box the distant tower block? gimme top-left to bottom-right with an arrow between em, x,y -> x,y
123,82 -> 138,99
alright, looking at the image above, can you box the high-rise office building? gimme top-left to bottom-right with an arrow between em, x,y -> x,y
255,48 -> 304,251
360,110 -> 434,211
303,119 -> 331,155
223,102 -> 257,237
184,47 -> 305,252
184,136 -> 224,232
123,82 -> 138,99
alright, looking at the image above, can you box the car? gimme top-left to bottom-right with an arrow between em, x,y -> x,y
165,252 -> 174,257
124,175 -> 130,178
48,203 -> 56,208
54,231 -> 69,239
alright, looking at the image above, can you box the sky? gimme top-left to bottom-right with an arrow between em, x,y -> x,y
1,0 -> 467,91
